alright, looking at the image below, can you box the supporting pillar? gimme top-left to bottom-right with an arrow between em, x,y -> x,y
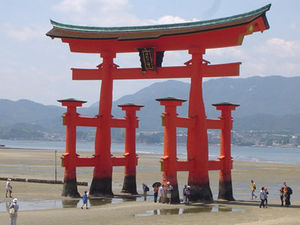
119,103 -> 143,194
157,97 -> 186,204
90,51 -> 116,196
58,98 -> 86,198
187,48 -> 213,202
213,102 -> 239,201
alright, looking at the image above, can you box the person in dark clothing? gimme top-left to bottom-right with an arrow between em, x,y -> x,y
142,183 -> 149,201
283,182 -> 293,207
153,185 -> 158,203
264,187 -> 269,207
259,187 -> 266,208
279,187 -> 284,206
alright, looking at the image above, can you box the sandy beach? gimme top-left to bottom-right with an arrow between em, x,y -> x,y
0,147 -> 299,225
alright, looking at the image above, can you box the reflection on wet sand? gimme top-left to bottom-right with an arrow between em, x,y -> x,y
62,199 -> 80,208
0,197 -> 245,215
135,205 -> 245,217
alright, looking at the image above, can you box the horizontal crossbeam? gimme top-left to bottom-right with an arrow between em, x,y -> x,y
72,62 -> 240,80
207,119 -> 224,129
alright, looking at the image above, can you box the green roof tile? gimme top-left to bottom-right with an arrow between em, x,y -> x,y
50,4 -> 271,33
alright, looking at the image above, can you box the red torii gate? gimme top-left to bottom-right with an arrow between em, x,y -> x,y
47,4 -> 270,201
157,97 -> 238,202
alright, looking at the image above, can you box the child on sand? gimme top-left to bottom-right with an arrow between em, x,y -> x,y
81,191 -> 88,209
250,180 -> 257,200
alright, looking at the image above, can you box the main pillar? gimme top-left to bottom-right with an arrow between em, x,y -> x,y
58,98 -> 86,198
119,104 -> 143,194
187,49 -> 213,202
213,102 -> 239,201
90,51 -> 116,196
157,97 -> 185,204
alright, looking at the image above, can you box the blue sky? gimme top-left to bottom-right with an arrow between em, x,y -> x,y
0,0 -> 299,106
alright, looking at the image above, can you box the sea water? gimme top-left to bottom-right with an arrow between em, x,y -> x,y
1,139 -> 299,164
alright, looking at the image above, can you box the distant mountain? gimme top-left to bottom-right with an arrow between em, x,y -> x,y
203,76 -> 300,117
112,80 -> 190,131
0,99 -> 64,130
111,76 -> 300,131
1,76 -> 300,140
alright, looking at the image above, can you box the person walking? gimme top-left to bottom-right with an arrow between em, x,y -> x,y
6,178 -> 13,198
186,186 -> 191,205
183,185 -> 188,204
259,187 -> 266,208
81,191 -> 88,209
153,185 -> 159,203
264,187 -> 269,207
279,187 -> 284,206
8,198 -> 19,225
250,180 -> 257,200
283,182 -> 293,207
158,184 -> 165,203
166,182 -> 173,204
142,183 -> 149,201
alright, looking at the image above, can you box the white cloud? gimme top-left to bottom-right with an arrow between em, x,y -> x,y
206,47 -> 246,60
148,16 -> 198,25
52,0 -> 199,26
1,23 -> 45,41
52,0 -> 139,26
204,38 -> 300,76
53,0 -> 87,13
237,38 -> 300,76
258,38 -> 300,58
290,22 -> 300,31
53,0 -> 129,14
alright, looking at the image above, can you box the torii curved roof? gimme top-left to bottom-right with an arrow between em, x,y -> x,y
47,4 -> 270,41
46,4 -> 271,53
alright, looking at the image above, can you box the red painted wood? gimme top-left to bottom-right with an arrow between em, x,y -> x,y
72,63 -> 240,80
61,20 -> 264,53
120,105 -> 142,177
158,99 -> 184,187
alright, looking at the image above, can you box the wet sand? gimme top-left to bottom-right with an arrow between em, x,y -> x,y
0,148 -> 299,225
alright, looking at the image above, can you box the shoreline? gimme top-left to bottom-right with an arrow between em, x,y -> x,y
1,139 -> 300,150
0,148 -> 300,224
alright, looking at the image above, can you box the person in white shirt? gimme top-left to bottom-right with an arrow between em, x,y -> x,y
159,184 -> 165,203
6,178 -> 12,198
9,198 -> 19,225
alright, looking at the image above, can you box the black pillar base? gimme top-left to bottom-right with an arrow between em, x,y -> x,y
218,180 -> 235,201
62,179 -> 80,198
122,176 -> 138,194
189,182 -> 213,202
171,184 -> 180,204
89,177 -> 113,196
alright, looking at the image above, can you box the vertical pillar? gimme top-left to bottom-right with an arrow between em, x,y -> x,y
156,97 -> 185,204
119,103 -> 143,194
90,51 -> 116,196
187,48 -> 213,202
58,98 -> 86,198
213,102 -> 239,201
